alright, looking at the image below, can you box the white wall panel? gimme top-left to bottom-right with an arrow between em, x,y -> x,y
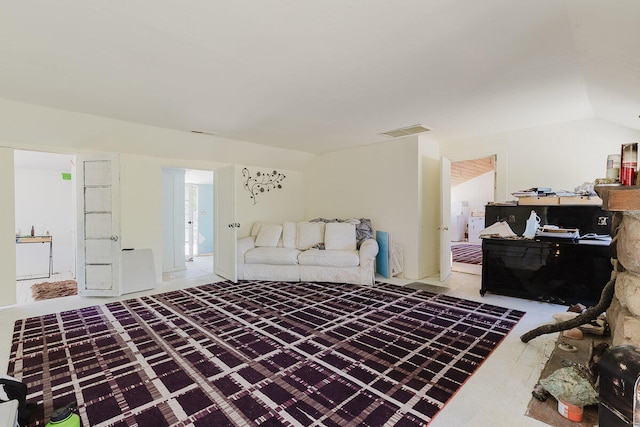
85,265 -> 113,290
0,148 -> 16,306
84,213 -> 112,239
85,187 -> 112,212
85,240 -> 112,264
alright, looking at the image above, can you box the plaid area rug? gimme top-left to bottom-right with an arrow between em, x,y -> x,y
8,280 -> 524,426
451,244 -> 483,265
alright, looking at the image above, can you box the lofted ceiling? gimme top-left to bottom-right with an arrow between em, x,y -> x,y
451,157 -> 495,187
1,1 -> 639,155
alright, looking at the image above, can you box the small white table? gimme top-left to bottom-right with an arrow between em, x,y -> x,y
16,236 -> 53,280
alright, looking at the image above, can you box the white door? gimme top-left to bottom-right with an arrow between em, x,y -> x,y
214,165 -> 238,281
161,168 -> 186,273
185,183 -> 196,261
76,154 -> 121,296
440,157 -> 452,281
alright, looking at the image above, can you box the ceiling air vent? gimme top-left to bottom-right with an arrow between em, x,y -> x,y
379,124 -> 431,138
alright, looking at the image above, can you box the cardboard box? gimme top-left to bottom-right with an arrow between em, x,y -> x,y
558,196 -> 602,205
517,196 -> 559,206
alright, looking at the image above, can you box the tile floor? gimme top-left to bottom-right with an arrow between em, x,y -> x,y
15,271 -> 76,305
161,254 -> 215,282
1,269 -> 563,427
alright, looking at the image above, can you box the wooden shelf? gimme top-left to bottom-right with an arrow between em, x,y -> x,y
15,236 -> 52,244
595,185 -> 640,211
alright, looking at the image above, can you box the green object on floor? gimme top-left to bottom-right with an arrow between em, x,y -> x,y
45,402 -> 80,427
540,366 -> 598,407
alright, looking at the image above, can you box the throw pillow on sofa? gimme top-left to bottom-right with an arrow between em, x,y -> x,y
251,221 -> 276,237
296,222 -> 325,250
324,222 -> 356,251
255,224 -> 283,247
282,221 -> 297,248
310,217 -> 373,248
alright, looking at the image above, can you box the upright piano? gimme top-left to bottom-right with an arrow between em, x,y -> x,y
481,204 -> 612,306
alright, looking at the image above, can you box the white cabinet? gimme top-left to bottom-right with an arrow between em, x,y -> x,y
468,217 -> 485,244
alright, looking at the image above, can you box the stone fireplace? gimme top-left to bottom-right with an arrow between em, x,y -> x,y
598,187 -> 640,347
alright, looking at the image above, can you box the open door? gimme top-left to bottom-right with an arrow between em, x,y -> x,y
440,156 -> 452,281
214,165 -> 238,282
76,153 -> 121,296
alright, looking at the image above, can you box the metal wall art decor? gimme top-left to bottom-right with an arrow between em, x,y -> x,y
242,168 -> 286,204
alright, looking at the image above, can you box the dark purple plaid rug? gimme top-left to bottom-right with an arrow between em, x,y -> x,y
451,244 -> 483,265
8,280 -> 524,426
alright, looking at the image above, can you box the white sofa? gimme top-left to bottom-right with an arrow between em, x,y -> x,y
237,220 -> 379,285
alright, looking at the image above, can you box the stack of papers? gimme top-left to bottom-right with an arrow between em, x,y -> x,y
479,221 -> 517,238
512,187 -> 554,197
535,225 -> 579,239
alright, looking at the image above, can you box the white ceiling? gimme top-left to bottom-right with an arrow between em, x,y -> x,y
1,1 -> 639,155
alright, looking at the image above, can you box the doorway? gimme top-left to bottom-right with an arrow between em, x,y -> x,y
14,150 -> 77,304
162,168 -> 215,282
450,155 -> 495,274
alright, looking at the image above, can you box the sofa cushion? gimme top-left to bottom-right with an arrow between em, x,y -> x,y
296,222 -> 325,250
309,217 -> 374,248
282,221 -> 297,248
324,223 -> 356,251
244,247 -> 300,265
298,249 -> 359,267
255,224 -> 283,247
251,221 -> 278,237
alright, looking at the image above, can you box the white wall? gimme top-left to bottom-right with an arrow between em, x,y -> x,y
419,137 -> 441,278
443,118 -> 640,200
451,171 -> 494,215
0,99 -> 315,306
0,148 -> 16,306
2,97 -> 639,302
117,156 -> 305,286
0,98 -> 316,171
236,165 -> 305,238
15,167 -> 75,276
305,136 -> 435,279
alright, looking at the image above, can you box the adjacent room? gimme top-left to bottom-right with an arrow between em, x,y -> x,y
161,168 -> 215,283
449,156 -> 495,275
13,150 -> 77,304
1,1 -> 640,426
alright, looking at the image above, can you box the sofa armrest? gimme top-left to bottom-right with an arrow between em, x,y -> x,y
359,239 -> 379,264
237,236 -> 256,264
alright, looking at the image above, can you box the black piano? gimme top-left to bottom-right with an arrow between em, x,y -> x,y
481,204 -> 613,306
